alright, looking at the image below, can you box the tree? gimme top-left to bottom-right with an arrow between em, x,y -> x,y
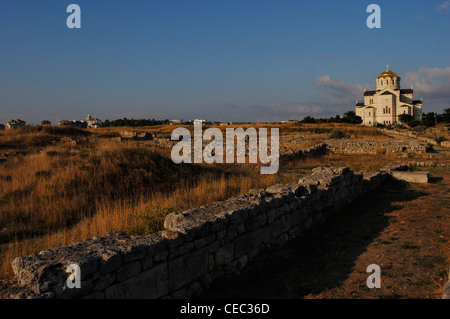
342,111 -> 363,124
398,114 -> 414,125
422,112 -> 437,127
302,116 -> 316,123
442,108 -> 450,123
408,120 -> 421,128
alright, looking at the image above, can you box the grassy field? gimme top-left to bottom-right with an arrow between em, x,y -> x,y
0,123 -> 448,297
0,125 -> 292,280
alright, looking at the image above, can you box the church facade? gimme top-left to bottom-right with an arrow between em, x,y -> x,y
355,66 -> 423,126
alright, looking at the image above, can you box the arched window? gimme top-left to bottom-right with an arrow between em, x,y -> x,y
387,80 -> 389,85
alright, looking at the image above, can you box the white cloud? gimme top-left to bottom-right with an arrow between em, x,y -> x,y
315,75 -> 366,99
438,1 -> 450,11
316,69 -> 450,114
403,67 -> 450,101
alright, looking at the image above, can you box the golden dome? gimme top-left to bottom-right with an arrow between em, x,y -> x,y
378,65 -> 398,78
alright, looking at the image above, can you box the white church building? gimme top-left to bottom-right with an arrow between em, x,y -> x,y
356,66 -> 423,126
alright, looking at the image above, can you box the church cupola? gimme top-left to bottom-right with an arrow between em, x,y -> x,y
376,65 -> 400,90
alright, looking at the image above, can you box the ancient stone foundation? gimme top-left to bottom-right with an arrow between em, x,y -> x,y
6,166 -> 395,299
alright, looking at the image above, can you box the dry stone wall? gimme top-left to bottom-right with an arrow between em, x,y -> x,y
325,138 -> 428,154
380,128 -> 438,146
280,143 -> 327,159
443,273 -> 450,299
6,166 -> 394,299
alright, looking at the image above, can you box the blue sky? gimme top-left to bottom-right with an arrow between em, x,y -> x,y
1,0 -> 449,124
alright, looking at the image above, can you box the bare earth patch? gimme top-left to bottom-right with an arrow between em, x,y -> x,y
202,166 -> 449,299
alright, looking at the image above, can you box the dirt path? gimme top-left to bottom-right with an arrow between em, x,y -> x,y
202,167 -> 449,299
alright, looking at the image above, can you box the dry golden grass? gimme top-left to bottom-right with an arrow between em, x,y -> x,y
0,130 -> 294,280
0,123 -> 397,281
94,122 -> 389,139
0,126 -> 90,151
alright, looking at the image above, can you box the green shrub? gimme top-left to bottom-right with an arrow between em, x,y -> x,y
329,129 -> 346,139
408,120 -> 421,128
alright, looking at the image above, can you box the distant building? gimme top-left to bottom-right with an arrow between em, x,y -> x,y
41,120 -> 51,126
86,115 -> 102,129
356,65 -> 423,126
281,120 -> 297,124
72,120 -> 88,129
6,119 -> 26,129
0,124 -> 5,130
58,120 -> 87,129
170,119 -> 183,125
194,119 -> 206,125
58,120 -> 70,127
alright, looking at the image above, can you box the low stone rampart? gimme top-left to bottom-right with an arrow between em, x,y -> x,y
5,166 -> 393,299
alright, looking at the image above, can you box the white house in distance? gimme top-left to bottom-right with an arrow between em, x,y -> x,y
356,65 -> 423,126
86,115 -> 102,129
6,119 -> 26,129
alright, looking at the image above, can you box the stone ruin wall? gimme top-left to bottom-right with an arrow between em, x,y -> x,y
325,139 -> 428,155
6,165 -> 398,299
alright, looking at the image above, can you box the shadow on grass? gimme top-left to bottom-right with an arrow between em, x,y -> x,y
200,179 -> 428,299
429,176 -> 443,183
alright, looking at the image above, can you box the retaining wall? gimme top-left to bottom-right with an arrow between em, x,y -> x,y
325,139 -> 427,154
6,166 -> 392,299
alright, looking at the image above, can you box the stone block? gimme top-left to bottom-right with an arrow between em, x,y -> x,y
99,250 -> 121,274
234,229 -> 264,258
104,263 -> 168,299
95,273 -> 116,291
215,243 -> 234,265
391,171 -> 429,183
116,261 -> 141,282
168,246 -> 209,292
